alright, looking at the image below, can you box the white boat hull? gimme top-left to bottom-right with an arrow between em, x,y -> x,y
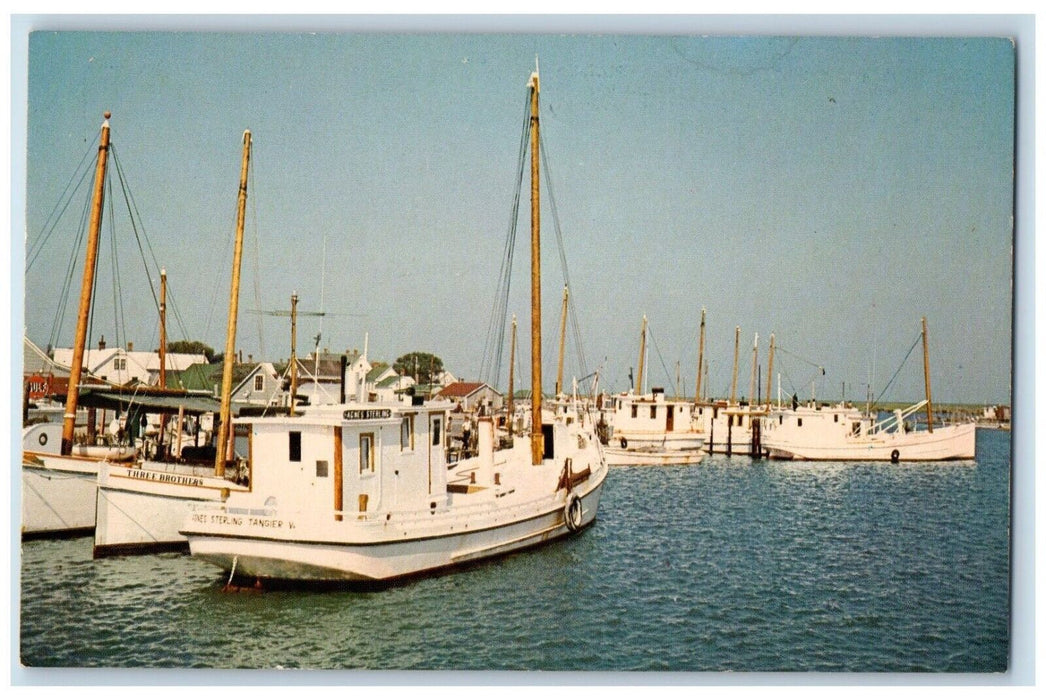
22,453 -> 100,536
603,446 -> 705,466
184,477 -> 604,583
21,423 -> 137,538
764,422 -> 976,461
94,462 -> 249,557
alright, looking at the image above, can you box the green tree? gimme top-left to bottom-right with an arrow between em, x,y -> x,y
166,340 -> 219,363
394,352 -> 444,385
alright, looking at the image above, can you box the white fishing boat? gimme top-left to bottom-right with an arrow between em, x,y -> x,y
691,322 -> 773,456
181,66 -> 609,585
761,399 -> 975,461
92,130 -> 255,557
600,317 -> 705,466
602,389 -> 705,466
760,318 -> 976,462
21,112 -> 138,538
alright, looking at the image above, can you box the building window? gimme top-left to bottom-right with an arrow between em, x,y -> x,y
316,459 -> 328,478
289,431 -> 302,462
401,414 -> 414,451
114,358 -> 126,371
432,418 -> 441,446
360,433 -> 375,473
255,375 -> 264,392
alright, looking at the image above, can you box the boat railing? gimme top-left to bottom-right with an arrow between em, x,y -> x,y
867,400 -> 928,436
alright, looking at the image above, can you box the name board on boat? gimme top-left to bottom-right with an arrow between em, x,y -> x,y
343,409 -> 392,421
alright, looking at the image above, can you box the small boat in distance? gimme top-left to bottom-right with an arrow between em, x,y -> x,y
601,316 -> 705,466
180,65 -> 609,585
760,318 -> 976,461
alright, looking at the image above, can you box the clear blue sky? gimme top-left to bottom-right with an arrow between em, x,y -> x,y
13,21 -> 1017,405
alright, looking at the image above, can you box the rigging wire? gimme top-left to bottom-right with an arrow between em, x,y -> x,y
872,331 -> 923,408
539,129 -> 590,389
479,93 -> 530,386
644,323 -> 678,397
49,183 -> 93,352
26,138 -> 98,273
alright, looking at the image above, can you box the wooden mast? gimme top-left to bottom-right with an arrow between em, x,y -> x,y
528,67 -> 543,465
765,333 -> 775,409
508,314 -> 516,437
61,112 -> 112,456
214,130 -> 251,476
289,292 -> 299,416
749,333 -> 759,404
159,268 -> 167,389
695,307 -> 705,403
922,316 -> 934,433
636,315 -> 647,396
555,285 -> 568,396
730,325 -> 740,405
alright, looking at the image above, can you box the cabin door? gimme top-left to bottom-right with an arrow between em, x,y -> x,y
666,405 -> 675,432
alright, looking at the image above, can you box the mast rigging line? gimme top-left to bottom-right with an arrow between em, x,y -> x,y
479,86 -> 592,394
49,181 -> 93,352
870,331 -> 923,409
479,92 -> 530,387
539,129 -> 590,387
644,323 -> 680,398
26,138 -> 99,274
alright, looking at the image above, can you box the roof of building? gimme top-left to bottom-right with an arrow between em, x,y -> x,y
436,381 -> 502,399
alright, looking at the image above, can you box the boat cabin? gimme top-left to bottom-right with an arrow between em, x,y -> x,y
241,398 -> 452,518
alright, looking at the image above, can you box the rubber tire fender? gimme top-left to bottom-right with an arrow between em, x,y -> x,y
564,492 -> 584,533
890,449 -> 900,463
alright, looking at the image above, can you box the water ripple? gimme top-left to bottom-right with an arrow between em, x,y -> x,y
19,430 -> 1010,671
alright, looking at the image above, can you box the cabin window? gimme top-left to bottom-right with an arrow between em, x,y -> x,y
797,418 -> 803,428
631,405 -> 637,419
359,433 -> 375,473
834,414 -> 839,423
289,431 -> 302,462
401,415 -> 415,450
254,375 -> 264,392
852,422 -> 862,436
315,459 -> 328,478
432,418 -> 441,446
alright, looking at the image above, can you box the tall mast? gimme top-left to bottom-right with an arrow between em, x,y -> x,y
765,333 -> 775,409
636,315 -> 647,396
695,307 -> 705,403
159,268 -> 167,390
508,314 -> 517,437
555,285 -> 569,396
528,67 -> 543,465
214,129 -> 251,476
749,333 -> 759,404
61,112 -> 112,456
289,292 -> 298,416
730,325 -> 740,405
922,316 -> 934,433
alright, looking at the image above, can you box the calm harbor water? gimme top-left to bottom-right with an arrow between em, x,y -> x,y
18,428 -> 1009,673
